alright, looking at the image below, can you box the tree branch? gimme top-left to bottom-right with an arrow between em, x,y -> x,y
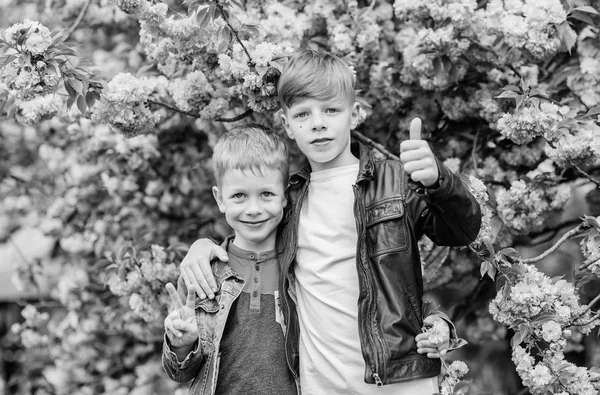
64,0 -> 94,41
573,165 -> 600,187
351,130 -> 399,160
521,223 -> 591,264
214,0 -> 253,63
147,99 -> 253,122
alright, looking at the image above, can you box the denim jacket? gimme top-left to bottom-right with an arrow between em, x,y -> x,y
277,142 -> 482,386
162,259 -> 245,395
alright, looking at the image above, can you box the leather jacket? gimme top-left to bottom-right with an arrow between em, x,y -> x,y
277,142 -> 482,386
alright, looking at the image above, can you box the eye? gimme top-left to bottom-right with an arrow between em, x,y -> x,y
231,193 -> 245,199
294,111 -> 308,119
261,191 -> 275,197
325,108 -> 339,114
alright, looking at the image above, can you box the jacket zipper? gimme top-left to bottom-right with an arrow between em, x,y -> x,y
282,183 -> 307,380
353,184 -> 386,386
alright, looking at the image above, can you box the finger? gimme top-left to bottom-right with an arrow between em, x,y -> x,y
423,315 -> 439,326
410,117 -> 422,141
166,282 -> 183,310
165,318 -> 182,338
214,245 -> 229,263
186,284 -> 196,309
184,267 -> 206,300
188,263 -> 214,300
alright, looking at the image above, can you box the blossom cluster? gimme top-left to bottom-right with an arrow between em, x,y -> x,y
440,360 -> 469,395
91,73 -> 164,137
495,178 -> 570,233
474,0 -> 566,60
490,264 -> 600,393
567,27 -> 600,108
497,102 -> 569,145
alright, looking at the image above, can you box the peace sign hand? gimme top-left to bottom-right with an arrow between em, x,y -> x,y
164,282 -> 199,350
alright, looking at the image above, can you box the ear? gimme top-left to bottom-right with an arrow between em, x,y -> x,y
212,186 -> 226,213
350,102 -> 360,130
280,111 -> 295,140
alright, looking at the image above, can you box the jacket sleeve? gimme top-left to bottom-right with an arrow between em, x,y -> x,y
422,302 -> 467,352
161,276 -> 205,383
407,158 -> 482,246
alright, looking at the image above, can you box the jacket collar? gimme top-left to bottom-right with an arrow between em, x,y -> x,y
289,142 -> 375,186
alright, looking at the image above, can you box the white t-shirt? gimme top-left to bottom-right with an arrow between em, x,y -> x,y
294,164 -> 438,395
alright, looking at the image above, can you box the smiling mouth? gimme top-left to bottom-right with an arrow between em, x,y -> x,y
240,220 -> 267,225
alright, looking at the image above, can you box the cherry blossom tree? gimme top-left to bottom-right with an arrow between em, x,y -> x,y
1,0 -> 600,393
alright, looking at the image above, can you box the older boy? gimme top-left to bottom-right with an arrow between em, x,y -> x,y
181,50 -> 481,394
162,124 -> 297,394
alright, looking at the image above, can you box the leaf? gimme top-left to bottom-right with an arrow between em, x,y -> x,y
76,94 -> 87,114
66,95 -> 75,109
68,79 -> 84,94
196,6 -> 210,28
229,0 -> 245,11
555,21 -> 577,53
584,106 -> 600,118
573,5 -> 599,14
569,12 -> 595,25
495,91 -> 519,99
503,85 -> 521,93
85,91 -> 96,109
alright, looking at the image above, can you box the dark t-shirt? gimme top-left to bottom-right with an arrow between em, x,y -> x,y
215,242 -> 296,395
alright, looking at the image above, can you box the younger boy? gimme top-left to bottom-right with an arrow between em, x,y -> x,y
162,124 -> 297,394
180,50 -> 482,394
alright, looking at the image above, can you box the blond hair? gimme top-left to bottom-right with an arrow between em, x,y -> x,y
212,124 -> 289,186
277,49 -> 355,110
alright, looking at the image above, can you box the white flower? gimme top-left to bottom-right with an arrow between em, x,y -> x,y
541,320 -> 562,342
530,363 -> 552,386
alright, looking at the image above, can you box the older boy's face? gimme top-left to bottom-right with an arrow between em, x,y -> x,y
281,97 -> 360,172
212,168 -> 287,254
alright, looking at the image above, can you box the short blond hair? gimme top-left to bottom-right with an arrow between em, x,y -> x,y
277,49 -> 355,110
212,124 -> 289,186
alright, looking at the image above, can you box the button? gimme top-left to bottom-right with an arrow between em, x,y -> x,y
255,265 -> 260,271
249,253 -> 256,259
253,277 -> 258,283
252,291 -> 258,297
220,304 -> 225,310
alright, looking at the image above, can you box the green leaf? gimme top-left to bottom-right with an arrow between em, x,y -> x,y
555,21 -> 577,53
502,85 -> 521,93
64,80 -> 77,97
573,5 -> 599,15
69,79 -> 84,94
85,91 -> 96,109
495,91 -> 519,99
569,12 -> 595,25
584,106 -> 600,117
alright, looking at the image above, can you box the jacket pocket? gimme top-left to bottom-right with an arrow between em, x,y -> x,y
195,298 -> 219,343
366,197 -> 408,257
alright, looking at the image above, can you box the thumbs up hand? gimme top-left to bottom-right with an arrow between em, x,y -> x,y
399,117 -> 439,188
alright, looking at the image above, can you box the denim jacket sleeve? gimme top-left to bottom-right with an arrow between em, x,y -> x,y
161,276 -> 205,383
162,335 -> 204,383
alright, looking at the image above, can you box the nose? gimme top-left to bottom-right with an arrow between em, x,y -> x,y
312,112 -> 326,131
244,197 -> 264,216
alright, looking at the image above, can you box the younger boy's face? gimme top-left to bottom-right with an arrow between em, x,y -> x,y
212,167 -> 287,253
281,97 -> 360,172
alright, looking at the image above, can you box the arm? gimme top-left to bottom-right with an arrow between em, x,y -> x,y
400,118 -> 481,246
180,238 -> 229,299
162,280 -> 203,383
